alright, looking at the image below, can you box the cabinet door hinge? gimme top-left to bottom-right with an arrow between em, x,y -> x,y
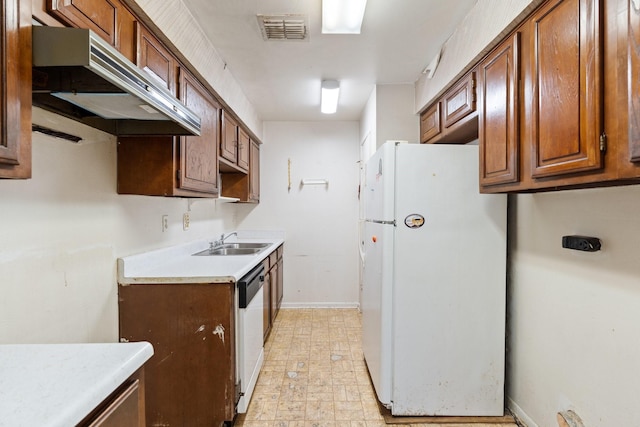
176,169 -> 181,182
599,132 -> 607,153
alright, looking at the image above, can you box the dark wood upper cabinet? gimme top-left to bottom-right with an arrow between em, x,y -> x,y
249,139 -> 260,202
479,32 -> 521,187
629,0 -> 640,162
0,0 -> 31,178
237,127 -> 250,171
47,0 -> 136,62
530,0 -> 604,178
420,103 -> 441,143
178,69 -> 219,195
117,68 -> 219,198
420,70 -> 478,145
48,0 -> 118,44
443,72 -> 476,128
136,23 -> 176,95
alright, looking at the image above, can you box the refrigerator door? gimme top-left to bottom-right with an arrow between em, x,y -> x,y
363,142 -> 395,222
390,143 -> 507,416
361,220 -> 394,407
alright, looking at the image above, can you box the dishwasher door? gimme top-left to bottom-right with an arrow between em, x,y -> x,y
237,265 -> 265,413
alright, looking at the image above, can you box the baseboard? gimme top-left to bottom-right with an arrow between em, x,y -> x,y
280,302 -> 360,309
507,397 -> 539,427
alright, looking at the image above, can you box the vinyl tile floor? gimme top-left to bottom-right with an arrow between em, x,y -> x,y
234,308 -> 517,427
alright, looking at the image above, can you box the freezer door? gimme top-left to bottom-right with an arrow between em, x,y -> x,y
361,220 -> 394,407
363,142 -> 395,222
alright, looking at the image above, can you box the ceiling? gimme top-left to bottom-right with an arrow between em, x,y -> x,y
180,0 -> 477,121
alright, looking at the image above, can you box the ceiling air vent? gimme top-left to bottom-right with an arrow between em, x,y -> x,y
257,14 -> 309,41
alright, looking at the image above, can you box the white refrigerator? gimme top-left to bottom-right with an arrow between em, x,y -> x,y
361,141 -> 507,416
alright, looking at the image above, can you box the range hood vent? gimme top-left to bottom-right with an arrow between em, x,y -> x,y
32,26 -> 201,136
257,14 -> 309,41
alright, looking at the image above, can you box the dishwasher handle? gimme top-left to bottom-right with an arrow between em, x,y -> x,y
238,264 -> 265,308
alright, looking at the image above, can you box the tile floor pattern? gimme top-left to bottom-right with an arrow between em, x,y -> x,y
235,308 -> 517,427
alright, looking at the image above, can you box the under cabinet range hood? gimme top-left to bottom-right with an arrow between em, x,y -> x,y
32,26 -> 201,136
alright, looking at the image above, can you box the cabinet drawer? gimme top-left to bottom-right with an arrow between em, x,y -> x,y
443,71 -> 476,128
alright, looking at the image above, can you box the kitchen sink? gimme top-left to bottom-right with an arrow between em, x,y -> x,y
192,242 -> 270,256
219,243 -> 269,250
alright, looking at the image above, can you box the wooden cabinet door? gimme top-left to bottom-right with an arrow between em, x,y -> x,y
48,0 -> 118,44
270,262 -> 279,324
237,127 -> 250,171
119,284 -> 236,426
420,103 -> 441,143
443,72 -> 476,128
249,140 -> 260,202
276,254 -> 283,310
530,0 -> 603,178
479,32 -> 520,187
137,24 -> 176,95
0,0 -> 31,178
221,111 -> 238,164
262,260 -> 271,341
629,0 -> 640,161
47,0 -> 136,61
1,0 -> 20,166
179,69 -> 219,194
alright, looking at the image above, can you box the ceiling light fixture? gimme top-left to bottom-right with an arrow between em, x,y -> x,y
321,80 -> 340,114
322,0 -> 367,34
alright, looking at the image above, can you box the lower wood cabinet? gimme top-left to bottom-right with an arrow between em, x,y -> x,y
262,245 -> 284,342
262,258 -> 272,341
80,376 -> 144,427
119,282 -> 236,427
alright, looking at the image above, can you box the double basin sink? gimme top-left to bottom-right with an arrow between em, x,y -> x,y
192,242 -> 270,256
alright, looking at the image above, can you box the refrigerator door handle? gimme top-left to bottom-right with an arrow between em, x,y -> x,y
366,219 -> 396,226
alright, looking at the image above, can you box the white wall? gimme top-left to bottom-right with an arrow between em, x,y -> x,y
129,0 -> 262,139
375,84 -> 420,146
0,110 -> 239,343
508,187 -> 640,427
415,0 -> 537,112
237,121 -> 361,307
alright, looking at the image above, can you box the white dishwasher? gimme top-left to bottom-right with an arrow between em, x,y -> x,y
236,264 -> 265,413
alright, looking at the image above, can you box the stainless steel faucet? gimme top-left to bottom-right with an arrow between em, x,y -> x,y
213,231 -> 238,247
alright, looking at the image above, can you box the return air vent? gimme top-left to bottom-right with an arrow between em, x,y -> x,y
257,14 -> 309,41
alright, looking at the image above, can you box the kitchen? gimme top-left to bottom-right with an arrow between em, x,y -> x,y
1,0 -> 640,426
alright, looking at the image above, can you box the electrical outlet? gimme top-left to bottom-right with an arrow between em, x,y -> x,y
162,215 -> 168,232
183,213 -> 190,231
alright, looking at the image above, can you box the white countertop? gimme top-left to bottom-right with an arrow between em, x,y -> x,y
118,230 -> 285,284
0,342 -> 153,427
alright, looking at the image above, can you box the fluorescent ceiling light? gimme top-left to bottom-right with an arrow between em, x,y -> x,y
322,0 -> 367,34
321,80 -> 340,114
